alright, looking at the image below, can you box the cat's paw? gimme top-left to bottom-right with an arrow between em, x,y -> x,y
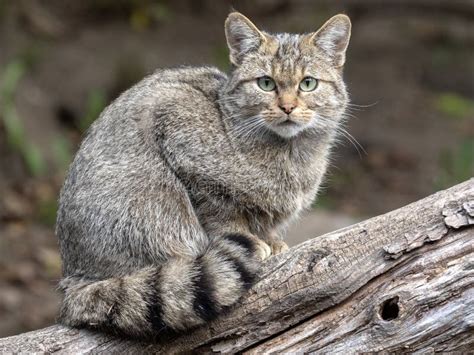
222,233 -> 271,261
253,238 -> 272,261
269,240 -> 289,256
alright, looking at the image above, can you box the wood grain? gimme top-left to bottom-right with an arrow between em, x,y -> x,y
0,178 -> 472,354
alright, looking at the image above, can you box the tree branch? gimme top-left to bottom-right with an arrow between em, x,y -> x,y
1,179 -> 473,353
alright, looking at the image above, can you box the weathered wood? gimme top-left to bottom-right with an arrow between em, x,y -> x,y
0,179 -> 473,354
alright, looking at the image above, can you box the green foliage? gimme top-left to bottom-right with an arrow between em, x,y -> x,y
83,0 -> 172,31
22,143 -> 46,177
1,59 -> 47,176
150,2 -> 172,22
80,89 -> 107,132
312,169 -> 356,210
2,104 -> 24,150
1,58 -> 26,99
130,1 -> 172,31
213,44 -> 230,71
436,139 -> 474,189
313,190 -> 336,210
52,136 -> 73,171
435,93 -> 474,119
130,7 -> 152,30
37,197 -> 58,226
0,49 -> 75,178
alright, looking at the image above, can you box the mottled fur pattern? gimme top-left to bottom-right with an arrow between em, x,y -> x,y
56,12 -> 351,337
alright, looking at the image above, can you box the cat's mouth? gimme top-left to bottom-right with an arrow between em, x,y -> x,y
278,118 -> 299,126
268,117 -> 308,138
275,116 -> 308,128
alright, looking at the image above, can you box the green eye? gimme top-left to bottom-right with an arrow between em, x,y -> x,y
257,76 -> 276,91
299,77 -> 318,92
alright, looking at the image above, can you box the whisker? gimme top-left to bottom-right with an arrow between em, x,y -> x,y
243,120 -> 267,141
230,116 -> 262,137
347,101 -> 379,108
216,96 -> 241,105
337,127 -> 366,158
341,111 -> 357,120
312,114 -> 366,157
237,117 -> 267,141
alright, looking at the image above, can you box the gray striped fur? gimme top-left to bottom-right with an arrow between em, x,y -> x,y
56,12 -> 351,337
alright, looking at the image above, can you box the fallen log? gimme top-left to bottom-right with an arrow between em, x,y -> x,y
0,178 -> 473,353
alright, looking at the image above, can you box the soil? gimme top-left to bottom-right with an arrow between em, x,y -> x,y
0,0 -> 472,337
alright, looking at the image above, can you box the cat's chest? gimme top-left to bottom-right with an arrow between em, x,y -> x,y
228,155 -> 319,219
257,163 -> 316,210
246,149 -> 325,219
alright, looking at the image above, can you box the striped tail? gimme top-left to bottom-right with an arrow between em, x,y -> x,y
58,234 -> 259,337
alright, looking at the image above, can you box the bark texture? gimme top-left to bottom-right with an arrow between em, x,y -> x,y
0,178 -> 473,354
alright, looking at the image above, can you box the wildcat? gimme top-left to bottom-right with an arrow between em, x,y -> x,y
56,12 -> 351,337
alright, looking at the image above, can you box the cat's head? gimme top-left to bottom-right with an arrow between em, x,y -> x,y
221,12 -> 351,140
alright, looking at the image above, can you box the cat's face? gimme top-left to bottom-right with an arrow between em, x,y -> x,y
222,13 -> 351,140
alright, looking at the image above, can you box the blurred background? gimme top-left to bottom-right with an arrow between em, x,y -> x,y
0,0 -> 473,337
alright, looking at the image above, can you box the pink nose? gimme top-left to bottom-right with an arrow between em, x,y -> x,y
279,103 -> 296,114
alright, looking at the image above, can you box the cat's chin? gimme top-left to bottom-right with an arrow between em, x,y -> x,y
268,121 -> 307,139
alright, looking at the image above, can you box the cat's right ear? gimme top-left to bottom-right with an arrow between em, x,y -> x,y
225,12 -> 266,66
310,14 -> 351,68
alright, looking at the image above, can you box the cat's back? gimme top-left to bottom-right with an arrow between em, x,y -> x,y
98,65 -> 228,139
90,65 -> 227,129
150,66 -> 228,125
123,66 -> 227,115
154,66 -> 227,97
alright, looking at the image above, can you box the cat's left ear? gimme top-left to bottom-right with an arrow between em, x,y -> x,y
310,14 -> 351,68
225,12 -> 266,66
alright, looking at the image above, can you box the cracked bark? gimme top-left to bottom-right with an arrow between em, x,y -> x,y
0,178 -> 473,354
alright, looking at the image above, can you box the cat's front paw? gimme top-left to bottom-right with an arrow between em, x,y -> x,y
253,238 -> 272,261
222,233 -> 271,261
269,240 -> 289,256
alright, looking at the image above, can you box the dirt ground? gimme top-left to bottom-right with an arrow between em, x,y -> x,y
0,0 -> 473,337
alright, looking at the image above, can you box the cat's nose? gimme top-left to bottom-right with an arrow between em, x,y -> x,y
279,103 -> 296,114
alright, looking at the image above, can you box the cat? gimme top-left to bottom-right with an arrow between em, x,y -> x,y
56,11 -> 351,337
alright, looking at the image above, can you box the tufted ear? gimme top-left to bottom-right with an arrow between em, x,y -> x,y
225,12 -> 266,66
310,14 -> 351,68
